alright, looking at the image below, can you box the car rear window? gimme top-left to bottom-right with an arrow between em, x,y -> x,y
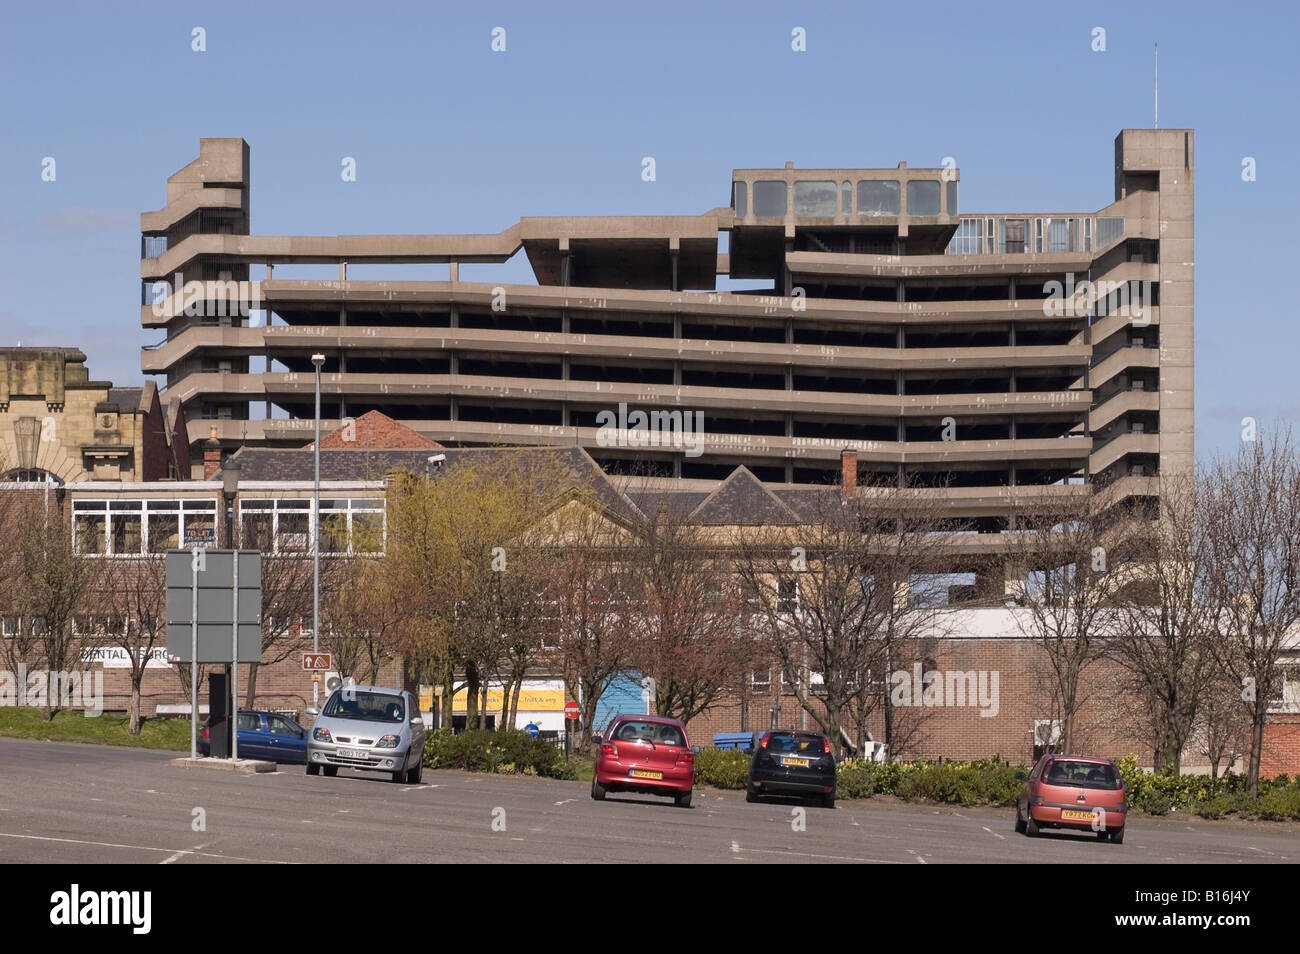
767,733 -> 826,754
1043,760 -> 1119,789
322,691 -> 405,723
611,720 -> 685,747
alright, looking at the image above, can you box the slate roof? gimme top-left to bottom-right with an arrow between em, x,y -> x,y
230,444 -> 646,528
688,466 -> 799,526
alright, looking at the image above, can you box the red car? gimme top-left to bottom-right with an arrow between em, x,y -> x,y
1015,754 -> 1128,843
591,714 -> 695,808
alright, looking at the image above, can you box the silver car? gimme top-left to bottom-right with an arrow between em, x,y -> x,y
306,686 -> 425,783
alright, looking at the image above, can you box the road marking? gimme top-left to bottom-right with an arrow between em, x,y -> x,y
906,849 -> 927,864
161,841 -> 209,865
0,831 -> 291,864
733,844 -> 901,864
554,799 -> 575,806
731,840 -> 740,854
982,826 -> 1006,841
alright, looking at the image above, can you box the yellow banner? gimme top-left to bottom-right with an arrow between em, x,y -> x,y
447,687 -> 565,712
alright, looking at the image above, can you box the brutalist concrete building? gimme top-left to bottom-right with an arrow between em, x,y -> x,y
140,131 -> 1192,532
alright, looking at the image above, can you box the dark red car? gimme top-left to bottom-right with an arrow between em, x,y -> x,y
1014,754 -> 1128,843
591,714 -> 695,808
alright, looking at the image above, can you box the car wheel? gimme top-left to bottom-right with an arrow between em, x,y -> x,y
306,763 -> 320,776
675,789 -> 692,809
1096,829 -> 1109,840
322,766 -> 338,777
823,794 -> 836,809
1110,827 -> 1125,845
405,759 -> 423,784
745,788 -> 758,803
1025,814 -> 1040,837
1014,806 -> 1027,834
591,777 -> 606,801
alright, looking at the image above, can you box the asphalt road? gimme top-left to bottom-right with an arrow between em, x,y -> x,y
1,737 -> 1297,864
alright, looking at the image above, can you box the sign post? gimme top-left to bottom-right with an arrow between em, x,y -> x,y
167,549 -> 263,762
564,700 -> 580,756
190,547 -> 202,760
231,551 -> 239,762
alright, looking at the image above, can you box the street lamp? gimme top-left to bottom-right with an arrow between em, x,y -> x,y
221,458 -> 241,547
311,353 -> 325,712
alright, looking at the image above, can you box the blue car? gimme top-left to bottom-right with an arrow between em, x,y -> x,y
199,710 -> 309,763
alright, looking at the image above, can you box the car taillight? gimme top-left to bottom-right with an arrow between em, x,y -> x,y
601,743 -> 617,758
676,749 -> 694,766
760,733 -> 770,749
202,727 -> 209,740
822,737 -> 831,754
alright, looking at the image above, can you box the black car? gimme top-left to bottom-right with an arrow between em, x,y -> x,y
745,730 -> 837,808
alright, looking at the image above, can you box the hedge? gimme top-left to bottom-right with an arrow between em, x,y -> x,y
422,728 -> 578,779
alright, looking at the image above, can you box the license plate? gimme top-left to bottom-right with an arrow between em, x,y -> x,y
781,757 -> 810,768
1061,809 -> 1097,821
630,769 -> 662,780
339,748 -> 367,760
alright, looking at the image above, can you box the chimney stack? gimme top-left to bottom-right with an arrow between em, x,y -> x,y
841,448 -> 858,500
203,425 -> 221,480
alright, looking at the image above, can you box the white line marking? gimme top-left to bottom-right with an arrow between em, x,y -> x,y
554,799 -> 575,806
731,840 -> 740,854
982,826 -> 1006,840
0,831 -> 291,864
161,841 -> 209,865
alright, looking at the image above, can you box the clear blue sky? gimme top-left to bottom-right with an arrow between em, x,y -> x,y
2,0 -> 1295,462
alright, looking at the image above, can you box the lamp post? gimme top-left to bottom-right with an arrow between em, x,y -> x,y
221,458 -> 241,547
221,456 -> 241,760
312,353 -> 325,712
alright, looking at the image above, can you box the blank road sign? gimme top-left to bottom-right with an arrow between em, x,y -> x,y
165,549 -> 263,664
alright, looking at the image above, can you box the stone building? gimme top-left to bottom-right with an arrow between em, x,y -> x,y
0,347 -> 183,484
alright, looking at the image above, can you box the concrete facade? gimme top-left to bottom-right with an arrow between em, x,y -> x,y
141,133 -> 1193,533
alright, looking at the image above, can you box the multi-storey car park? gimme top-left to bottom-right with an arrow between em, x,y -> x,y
140,131 -> 1192,543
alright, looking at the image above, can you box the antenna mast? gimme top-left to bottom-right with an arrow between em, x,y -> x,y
1154,43 -> 1159,128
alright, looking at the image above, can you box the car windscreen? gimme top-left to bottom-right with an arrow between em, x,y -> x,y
322,691 -> 404,723
1043,760 -> 1119,789
612,720 -> 685,747
768,733 -> 826,754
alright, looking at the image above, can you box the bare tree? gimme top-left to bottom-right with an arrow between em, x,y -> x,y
1109,476 -> 1217,772
321,556 -> 404,685
625,499 -> 749,724
1008,496 -> 1132,754
1200,425 -> 1300,795
549,500 -> 637,752
12,495 -> 104,719
1192,668 -> 1252,779
732,481 -> 950,755
100,554 -> 169,734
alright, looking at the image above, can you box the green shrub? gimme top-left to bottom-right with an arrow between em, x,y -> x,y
1250,787 -> 1300,821
835,761 -> 877,799
1143,790 -> 1174,816
693,748 -> 750,789
1192,794 -> 1235,819
422,728 -> 571,778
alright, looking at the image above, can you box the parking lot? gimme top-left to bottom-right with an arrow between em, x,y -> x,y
1,737 -> 1297,864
